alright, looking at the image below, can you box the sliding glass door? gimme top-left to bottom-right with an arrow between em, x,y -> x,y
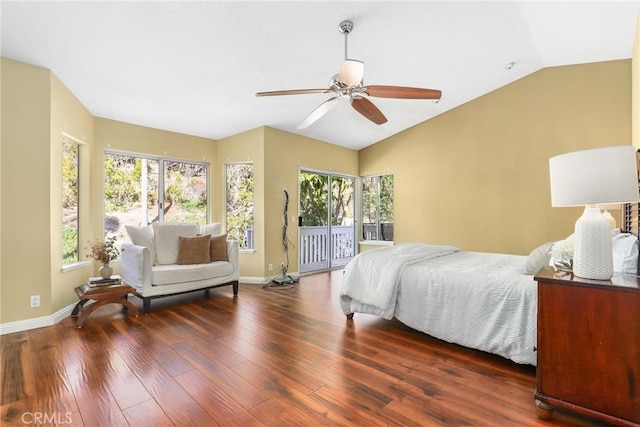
298,169 -> 355,274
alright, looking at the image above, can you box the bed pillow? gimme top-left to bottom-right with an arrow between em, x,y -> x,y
523,241 -> 554,275
176,235 -> 211,265
210,233 -> 229,262
612,232 -> 638,273
125,224 -> 156,264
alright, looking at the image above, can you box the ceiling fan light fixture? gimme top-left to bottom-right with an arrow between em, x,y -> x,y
338,59 -> 364,86
256,18 -> 442,128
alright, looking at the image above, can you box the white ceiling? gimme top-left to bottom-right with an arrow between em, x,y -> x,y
2,1 -> 639,150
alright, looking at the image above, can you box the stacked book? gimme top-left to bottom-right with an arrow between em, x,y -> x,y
87,275 -> 121,287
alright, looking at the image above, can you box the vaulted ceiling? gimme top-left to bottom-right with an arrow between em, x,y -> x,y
2,1 -> 639,150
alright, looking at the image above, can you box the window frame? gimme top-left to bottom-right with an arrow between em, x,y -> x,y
360,173 -> 394,244
103,150 -> 210,252
61,133 -> 83,267
225,162 -> 255,252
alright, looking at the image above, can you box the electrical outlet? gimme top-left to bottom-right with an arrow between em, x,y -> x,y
280,263 -> 285,270
30,295 -> 40,308
268,263 -> 273,272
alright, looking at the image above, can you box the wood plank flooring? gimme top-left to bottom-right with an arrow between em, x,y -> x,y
1,271 -> 606,426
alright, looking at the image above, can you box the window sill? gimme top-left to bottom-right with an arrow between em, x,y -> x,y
239,249 -> 255,254
359,240 -> 394,246
62,260 -> 92,273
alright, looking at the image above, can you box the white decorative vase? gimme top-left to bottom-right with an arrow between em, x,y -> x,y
99,263 -> 113,279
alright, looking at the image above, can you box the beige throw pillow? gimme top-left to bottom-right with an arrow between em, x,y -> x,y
210,234 -> 228,262
176,235 -> 212,265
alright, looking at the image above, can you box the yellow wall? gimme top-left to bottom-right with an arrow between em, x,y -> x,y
633,12 -> 640,149
50,72 -> 94,313
0,58 -> 218,325
263,127 -> 359,275
0,59 -> 2,314
216,127 -> 265,277
216,127 -> 359,277
360,60 -> 632,255
0,56 -> 632,326
1,59 -> 54,322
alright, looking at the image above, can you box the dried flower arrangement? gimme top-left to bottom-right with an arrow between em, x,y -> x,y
86,236 -> 120,264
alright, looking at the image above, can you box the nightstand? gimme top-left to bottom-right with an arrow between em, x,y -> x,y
534,267 -> 640,426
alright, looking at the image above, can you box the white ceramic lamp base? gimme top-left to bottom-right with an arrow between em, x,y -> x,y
572,206 -> 613,280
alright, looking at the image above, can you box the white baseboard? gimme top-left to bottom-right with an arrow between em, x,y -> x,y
0,303 -> 76,335
0,275 -> 301,335
240,276 -> 268,285
240,273 -> 299,286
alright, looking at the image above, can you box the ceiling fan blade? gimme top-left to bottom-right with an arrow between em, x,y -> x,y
351,96 -> 388,125
338,59 -> 364,86
256,89 -> 329,97
364,85 -> 442,100
297,96 -> 339,129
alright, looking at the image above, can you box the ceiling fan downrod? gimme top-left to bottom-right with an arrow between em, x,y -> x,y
338,20 -> 353,60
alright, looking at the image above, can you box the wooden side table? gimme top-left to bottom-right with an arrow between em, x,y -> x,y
71,283 -> 139,328
534,267 -> 640,426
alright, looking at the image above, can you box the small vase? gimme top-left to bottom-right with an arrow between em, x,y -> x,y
99,263 -> 113,279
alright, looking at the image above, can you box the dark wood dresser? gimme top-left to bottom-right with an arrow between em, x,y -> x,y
534,267 -> 640,426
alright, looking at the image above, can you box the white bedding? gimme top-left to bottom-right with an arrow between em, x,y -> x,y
340,244 -> 538,365
340,243 -> 459,319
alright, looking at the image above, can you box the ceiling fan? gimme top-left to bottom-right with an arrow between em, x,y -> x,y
256,20 -> 442,129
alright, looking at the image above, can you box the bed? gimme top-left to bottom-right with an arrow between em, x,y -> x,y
340,221 -> 639,367
339,243 -> 538,365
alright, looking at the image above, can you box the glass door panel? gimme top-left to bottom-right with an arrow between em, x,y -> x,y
299,171 -> 329,273
331,175 -> 355,268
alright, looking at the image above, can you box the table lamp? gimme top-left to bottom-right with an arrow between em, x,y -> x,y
595,203 -> 621,229
549,145 -> 639,280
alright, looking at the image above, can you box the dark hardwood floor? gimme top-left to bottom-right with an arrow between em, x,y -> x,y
2,271 -> 606,426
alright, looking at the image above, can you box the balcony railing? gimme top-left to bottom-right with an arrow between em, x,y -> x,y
362,223 -> 394,241
299,225 -> 355,273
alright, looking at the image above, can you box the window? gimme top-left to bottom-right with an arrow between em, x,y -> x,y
226,163 -> 254,249
62,139 -> 80,264
104,152 -> 208,249
361,174 -> 394,241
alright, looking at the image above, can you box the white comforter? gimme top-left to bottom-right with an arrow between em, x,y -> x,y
340,243 -> 459,319
340,244 -> 538,365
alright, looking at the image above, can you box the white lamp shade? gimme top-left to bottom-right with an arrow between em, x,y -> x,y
549,145 -> 639,207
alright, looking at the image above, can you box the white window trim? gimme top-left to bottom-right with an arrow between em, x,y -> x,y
359,240 -> 394,246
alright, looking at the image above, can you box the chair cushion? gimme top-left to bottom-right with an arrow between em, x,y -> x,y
153,222 -> 200,265
177,235 -> 211,265
151,262 -> 234,285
